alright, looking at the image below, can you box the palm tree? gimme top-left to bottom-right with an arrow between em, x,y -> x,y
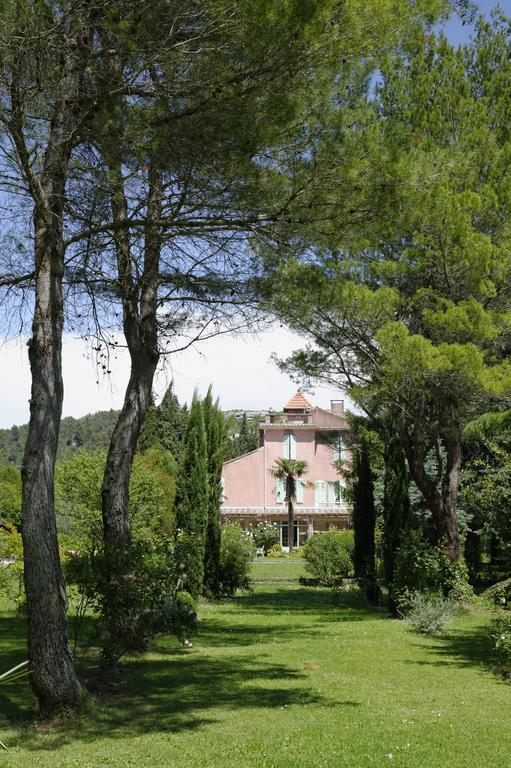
270,458 -> 308,551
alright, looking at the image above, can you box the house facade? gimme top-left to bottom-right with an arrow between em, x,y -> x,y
220,393 -> 351,548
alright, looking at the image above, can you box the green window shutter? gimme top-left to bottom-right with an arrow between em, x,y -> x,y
296,479 -> 304,503
275,478 -> 285,503
315,480 -> 326,505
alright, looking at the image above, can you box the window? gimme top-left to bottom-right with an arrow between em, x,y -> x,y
296,479 -> 304,504
315,480 -> 326,505
332,435 -> 344,463
327,480 -> 342,504
282,432 -> 296,459
220,477 -> 226,503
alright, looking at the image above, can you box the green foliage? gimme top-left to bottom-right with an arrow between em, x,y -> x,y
64,538 -> 196,665
303,530 -> 354,587
392,529 -> 471,609
382,436 -> 410,587
405,592 -> 453,635
0,463 -> 21,529
202,388 -> 226,597
224,413 -> 260,460
174,395 -> 208,539
490,615 -> 511,674
351,442 -> 376,579
266,543 -> 285,559
251,522 -> 280,554
0,411 -> 121,466
138,385 -> 188,457
0,521 -> 23,601
173,532 -> 205,600
56,448 -> 176,551
218,524 -> 255,596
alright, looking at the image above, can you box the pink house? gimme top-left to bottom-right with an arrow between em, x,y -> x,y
221,393 -> 352,548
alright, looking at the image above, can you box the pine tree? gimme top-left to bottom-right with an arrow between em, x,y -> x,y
174,395 -> 209,596
202,388 -> 226,596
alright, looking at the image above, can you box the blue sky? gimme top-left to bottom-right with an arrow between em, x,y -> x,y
441,0 -> 511,45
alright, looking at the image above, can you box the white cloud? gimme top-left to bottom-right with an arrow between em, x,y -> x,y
0,327 -> 350,428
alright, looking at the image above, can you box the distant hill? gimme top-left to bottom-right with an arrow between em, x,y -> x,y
0,410 -> 121,466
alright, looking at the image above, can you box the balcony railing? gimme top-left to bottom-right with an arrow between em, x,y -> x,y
221,504 -> 350,517
263,412 -> 312,426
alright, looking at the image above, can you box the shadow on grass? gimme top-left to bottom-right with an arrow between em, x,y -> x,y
234,585 -> 381,620
14,652 -> 345,752
407,616 -> 503,680
0,585 -> 376,748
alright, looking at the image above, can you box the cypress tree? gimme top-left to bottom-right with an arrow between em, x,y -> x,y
174,394 -> 209,595
352,442 -> 377,583
202,387 -> 226,596
383,435 -> 410,599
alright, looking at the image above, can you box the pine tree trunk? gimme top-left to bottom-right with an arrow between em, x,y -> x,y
21,217 -> 82,718
101,159 -> 161,550
102,357 -> 158,548
18,15 -> 90,716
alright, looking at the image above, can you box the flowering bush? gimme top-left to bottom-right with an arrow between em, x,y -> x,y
490,615 -> 511,675
266,543 -> 285,558
251,522 -> 279,554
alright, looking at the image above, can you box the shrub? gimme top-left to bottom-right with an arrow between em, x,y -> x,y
392,530 -> 474,610
218,524 -> 255,596
64,538 -> 196,665
252,522 -> 280,554
490,614 -> 511,674
405,592 -> 453,635
266,543 -> 285,558
303,530 -> 354,587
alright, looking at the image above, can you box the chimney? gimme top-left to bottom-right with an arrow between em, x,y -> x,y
330,400 -> 344,416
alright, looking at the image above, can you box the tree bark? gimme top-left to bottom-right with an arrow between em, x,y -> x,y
101,159 -> 162,550
401,427 -> 462,562
19,15 -> 90,717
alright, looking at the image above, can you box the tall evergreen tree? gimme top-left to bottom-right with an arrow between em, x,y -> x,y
383,435 -> 410,612
138,385 -> 188,457
202,388 -> 226,596
352,443 -> 376,581
174,395 -> 209,595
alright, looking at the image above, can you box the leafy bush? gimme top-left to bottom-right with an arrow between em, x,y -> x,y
490,615 -> 511,674
392,530 -> 474,610
405,592 -> 453,635
0,521 -> 23,602
266,543 -> 285,558
218,524 -> 255,595
303,530 -> 354,587
251,522 -> 280,553
65,538 -> 196,665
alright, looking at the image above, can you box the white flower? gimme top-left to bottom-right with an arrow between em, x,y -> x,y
386,754 -> 393,760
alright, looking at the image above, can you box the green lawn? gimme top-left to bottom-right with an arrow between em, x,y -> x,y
0,584 -> 509,767
251,557 -> 307,581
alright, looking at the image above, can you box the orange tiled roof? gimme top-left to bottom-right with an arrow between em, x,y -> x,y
283,392 -> 314,411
